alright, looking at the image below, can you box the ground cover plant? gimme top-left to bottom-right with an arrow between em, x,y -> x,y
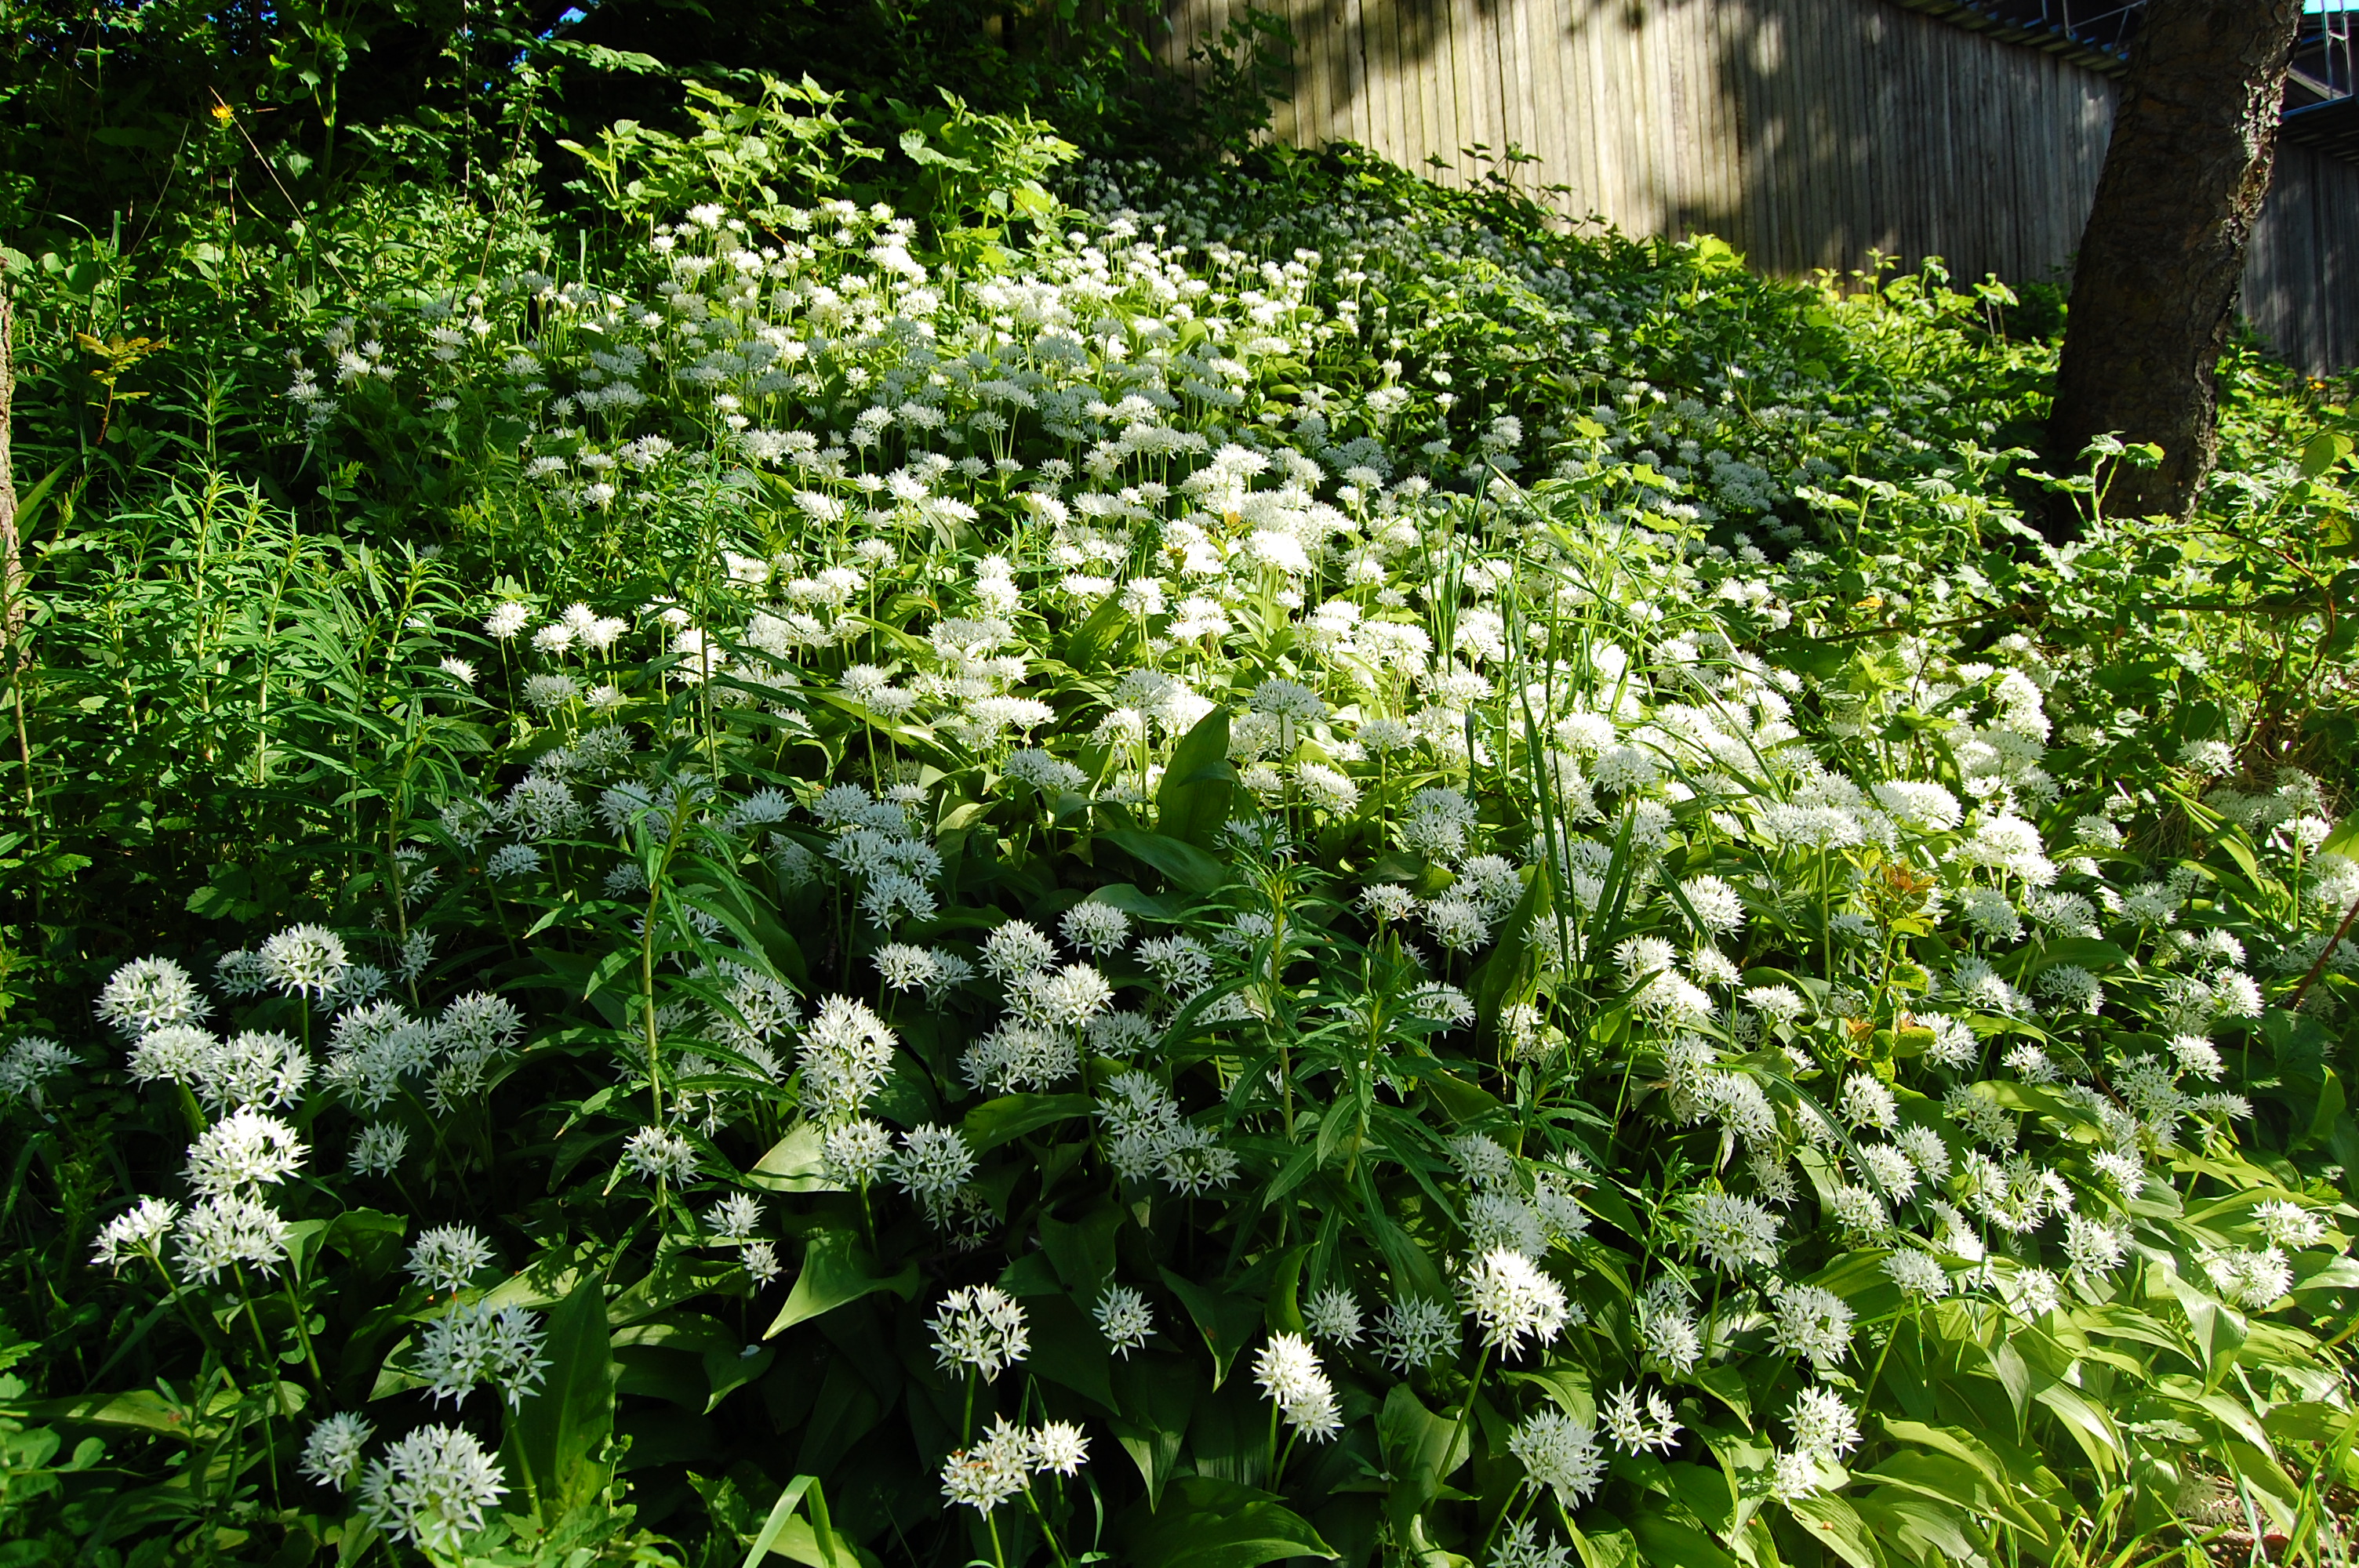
5,72 -> 2359,1568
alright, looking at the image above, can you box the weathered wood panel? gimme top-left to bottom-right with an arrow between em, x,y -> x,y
1163,0 -> 2359,371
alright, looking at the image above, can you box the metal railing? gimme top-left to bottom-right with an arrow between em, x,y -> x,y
1940,0 -> 2354,104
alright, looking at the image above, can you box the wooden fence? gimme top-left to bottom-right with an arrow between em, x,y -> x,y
1159,0 -> 2359,372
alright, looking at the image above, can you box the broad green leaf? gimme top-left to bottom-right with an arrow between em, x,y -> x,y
512,1273 -> 616,1523
1783,1490 -> 1881,1568
746,1123 -> 842,1192
1111,1356 -> 1201,1508
765,1229 -> 920,1337
1102,827 -> 1230,894
1156,706 -> 1237,849
1120,1475 -> 1336,1568
1376,1383 -> 1466,1536
962,1092 -> 1092,1152
1158,1269 -> 1263,1388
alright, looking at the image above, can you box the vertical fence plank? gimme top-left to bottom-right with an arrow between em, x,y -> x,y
1169,0 -> 2357,368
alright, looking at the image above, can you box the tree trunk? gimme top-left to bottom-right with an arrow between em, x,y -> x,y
2047,0 -> 2303,533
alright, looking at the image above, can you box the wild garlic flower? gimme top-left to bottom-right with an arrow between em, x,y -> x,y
1507,1410 -> 1605,1506
1489,1519 -> 1576,1568
621,1126 -> 700,1185
1252,1332 -> 1342,1443
300,1411 -> 374,1491
406,1225 -> 496,1294
1601,1382 -> 1681,1455
1786,1386 -> 1862,1458
940,1415 -> 1031,1512
704,1192 -> 765,1243
175,1193 -> 292,1283
1768,1282 -> 1854,1374
795,996 -> 898,1123
1459,1248 -> 1570,1356
820,1119 -> 895,1188
1375,1296 -> 1458,1371
1096,1285 -> 1154,1357
417,1299 -> 551,1408
0,1036 -> 76,1107
1682,1191 -> 1781,1273
258,924 -> 351,1000
96,956 -> 207,1036
892,1124 -> 978,1225
90,1197 -> 180,1270
930,1285 -> 1029,1382
1060,901 -> 1132,956
355,1424 -> 507,1554
1303,1285 -> 1364,1347
184,1109 -> 306,1197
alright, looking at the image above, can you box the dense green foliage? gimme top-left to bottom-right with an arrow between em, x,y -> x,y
5,32 -> 2359,1568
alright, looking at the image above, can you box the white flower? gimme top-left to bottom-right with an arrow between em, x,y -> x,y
417,1299 -> 551,1408
484,602 -> 533,639
301,1411 -> 374,1491
621,1125 -> 700,1185
1838,1073 -> 1899,1134
1030,1419 -> 1091,1476
406,1225 -> 496,1294
1303,1285 -> 1365,1347
797,996 -> 899,1123
932,1286 -> 1029,1382
2063,1214 -> 2128,1278
1508,1409 -> 1605,1507
1881,1248 -> 1951,1299
1096,1284 -> 1155,1357
704,1192 -> 765,1243
892,1124 -> 979,1225
1683,1191 -> 1781,1272
2201,1246 -> 2293,1309
90,1196 -> 180,1269
1459,1248 -> 1570,1356
981,920 -> 1059,980
96,957 -> 207,1036
1787,1386 -> 1861,1458
355,1424 -> 507,1554
1601,1382 -> 1681,1456
258,924 -> 351,1000
0,1036 -> 76,1106
184,1108 -> 305,1196
1768,1282 -> 1853,1374
1489,1519 -> 1576,1568
1060,901 -> 1132,956
174,1192 -> 291,1283
941,1415 -> 1031,1512
2253,1199 -> 2329,1250
1375,1295 -> 1458,1371
1252,1333 -> 1342,1442
821,1120 -> 895,1188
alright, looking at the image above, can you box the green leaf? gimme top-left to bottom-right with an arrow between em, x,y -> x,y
1158,1269 -> 1263,1388
962,1092 -> 1092,1152
747,1124 -> 843,1192
765,1229 -> 920,1337
1120,1475 -> 1336,1568
741,1475 -> 863,1568
1376,1383 -> 1467,1536
1156,707 -> 1237,850
1102,828 -> 1230,894
1783,1491 -> 1883,1568
1111,1356 -> 1201,1508
511,1273 -> 616,1524
1629,1513 -> 1741,1568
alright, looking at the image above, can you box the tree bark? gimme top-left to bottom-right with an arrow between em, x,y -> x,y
2047,0 -> 2303,533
